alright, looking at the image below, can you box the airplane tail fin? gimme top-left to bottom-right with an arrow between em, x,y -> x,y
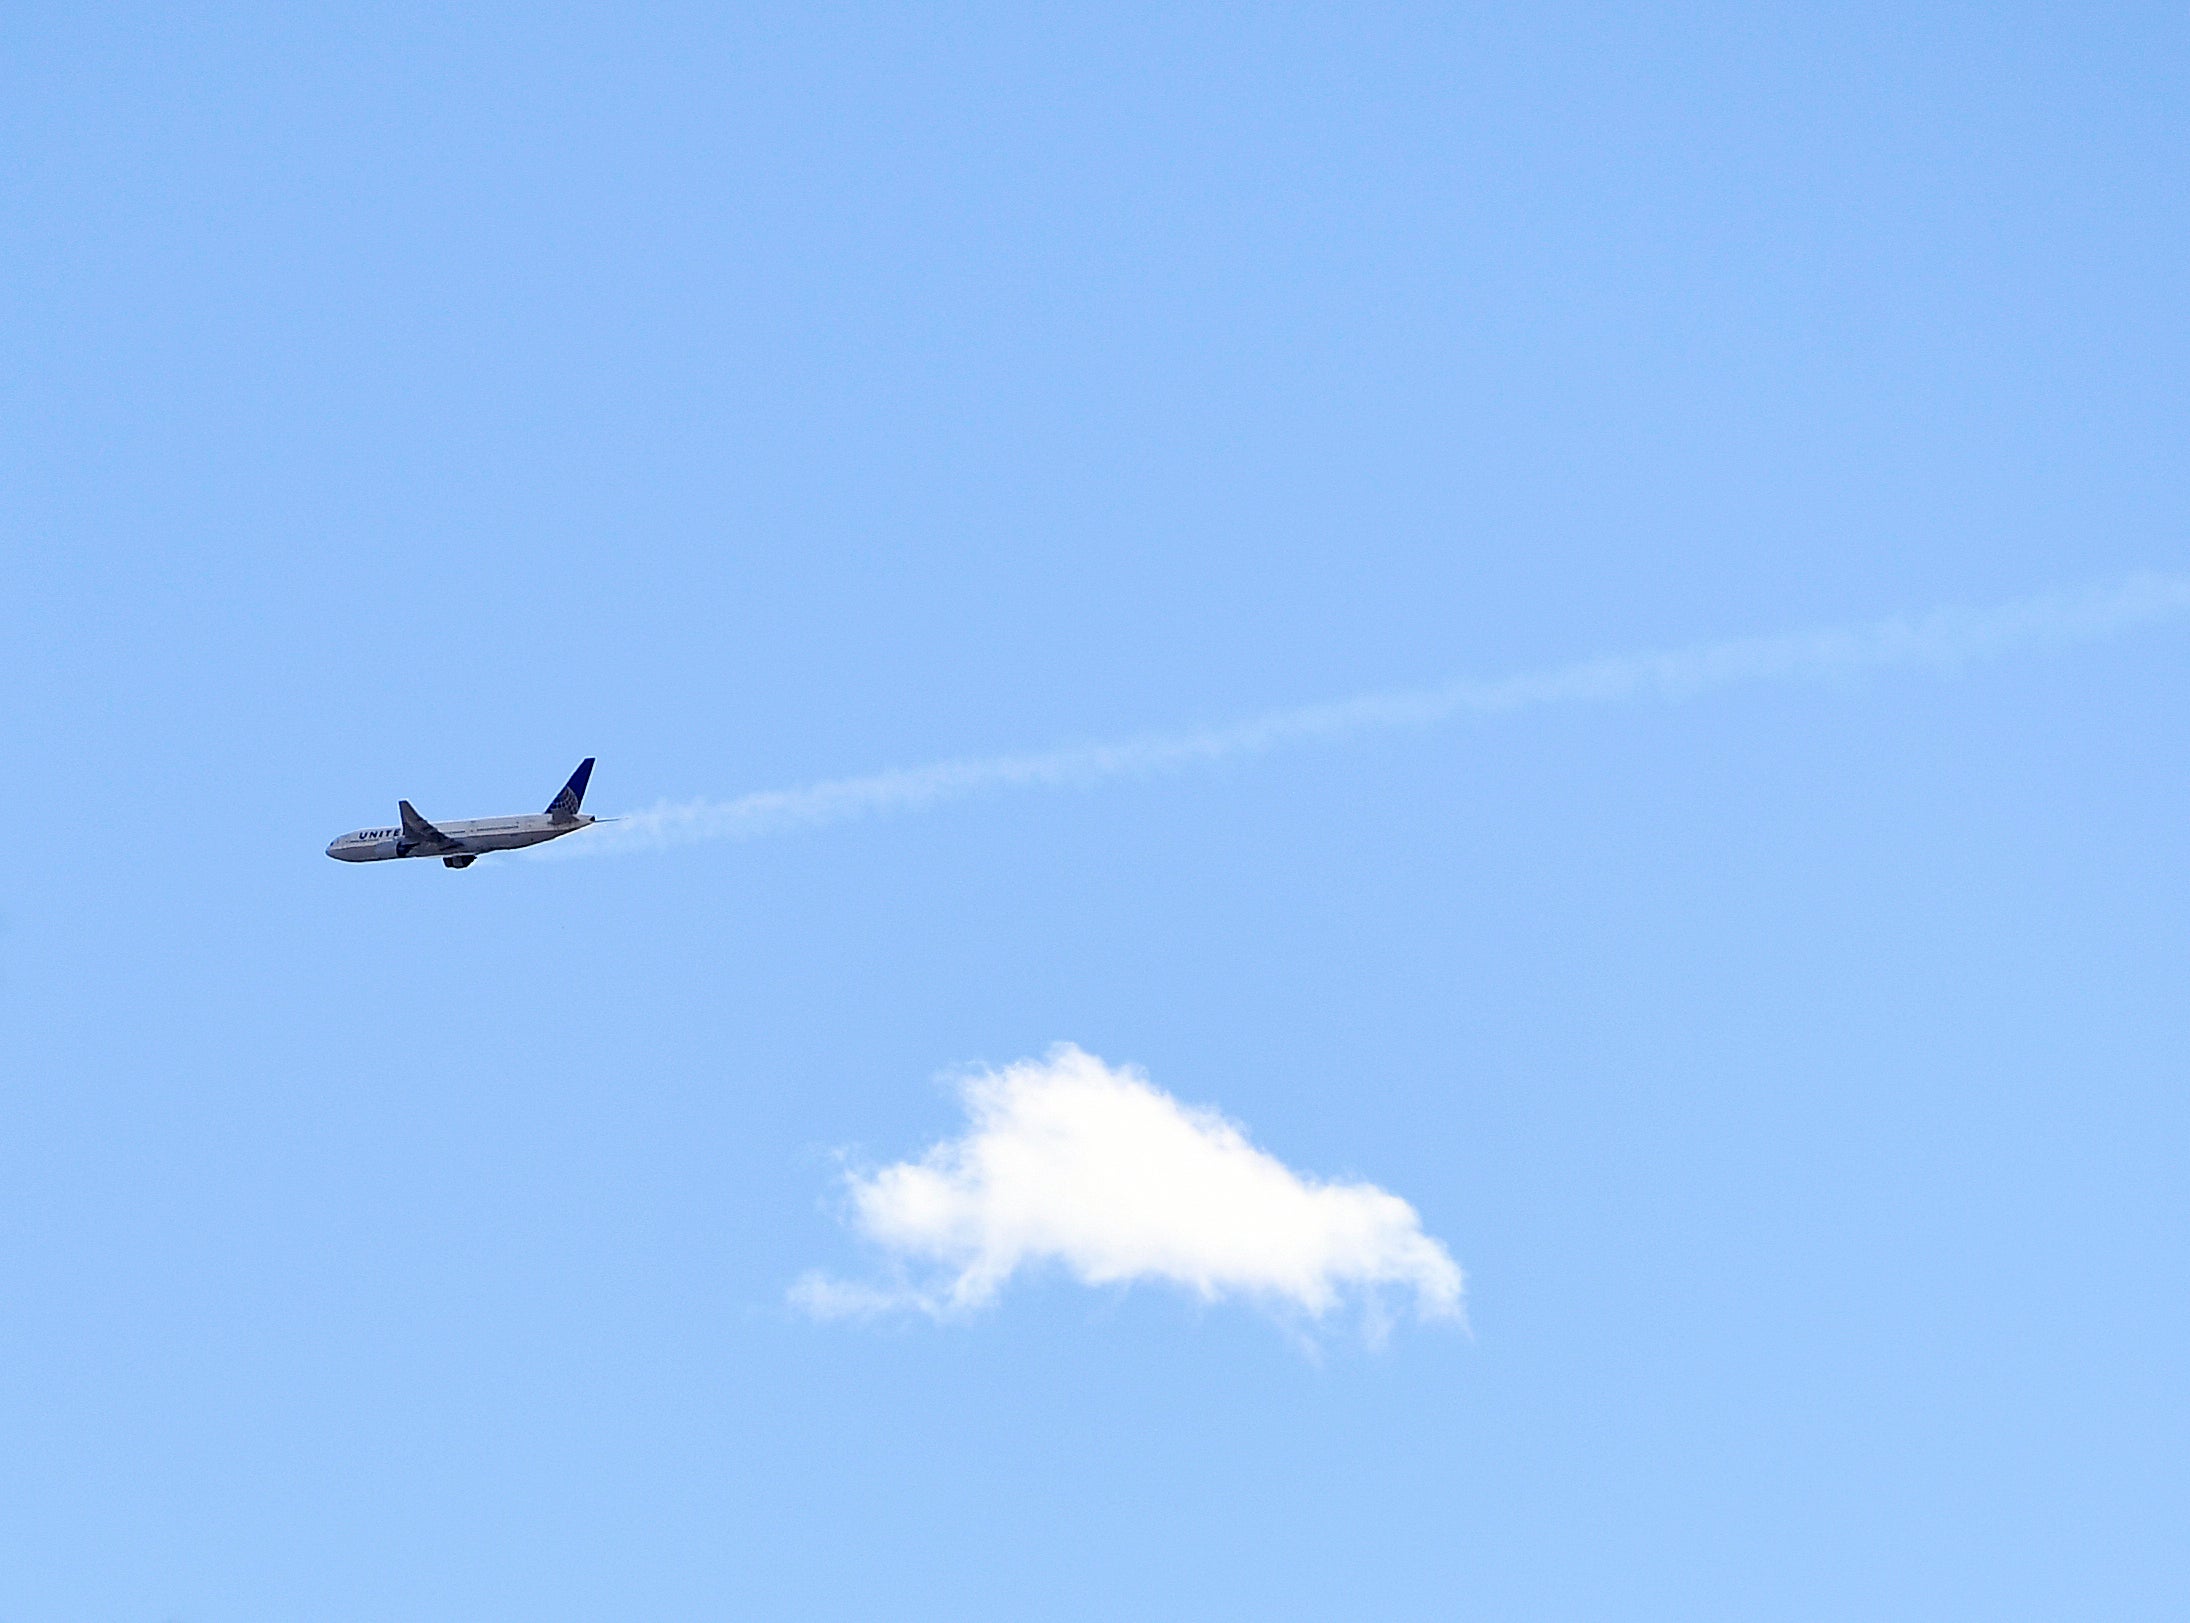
547,758 -> 595,820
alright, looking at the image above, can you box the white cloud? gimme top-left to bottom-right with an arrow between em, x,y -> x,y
792,1045 -> 1463,1336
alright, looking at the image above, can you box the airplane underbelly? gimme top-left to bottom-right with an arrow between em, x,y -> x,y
451,828 -> 557,852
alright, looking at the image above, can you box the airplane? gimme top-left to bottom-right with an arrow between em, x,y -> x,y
326,759 -> 600,869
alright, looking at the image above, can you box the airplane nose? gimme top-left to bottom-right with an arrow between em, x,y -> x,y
325,839 -> 343,860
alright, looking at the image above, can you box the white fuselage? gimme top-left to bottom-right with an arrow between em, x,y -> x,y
326,813 -> 594,863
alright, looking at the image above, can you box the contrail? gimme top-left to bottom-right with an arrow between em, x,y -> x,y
560,571 -> 2190,857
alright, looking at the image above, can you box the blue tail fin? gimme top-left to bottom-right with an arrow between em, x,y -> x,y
547,758 -> 595,819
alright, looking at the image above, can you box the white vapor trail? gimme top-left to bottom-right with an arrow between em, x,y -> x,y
567,572 -> 2190,856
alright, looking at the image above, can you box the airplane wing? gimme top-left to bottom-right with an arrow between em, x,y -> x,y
397,800 -> 462,855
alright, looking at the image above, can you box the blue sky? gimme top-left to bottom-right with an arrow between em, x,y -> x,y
4,4 -> 2188,1617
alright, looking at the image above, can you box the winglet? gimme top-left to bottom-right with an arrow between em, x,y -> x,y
547,758 -> 595,820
